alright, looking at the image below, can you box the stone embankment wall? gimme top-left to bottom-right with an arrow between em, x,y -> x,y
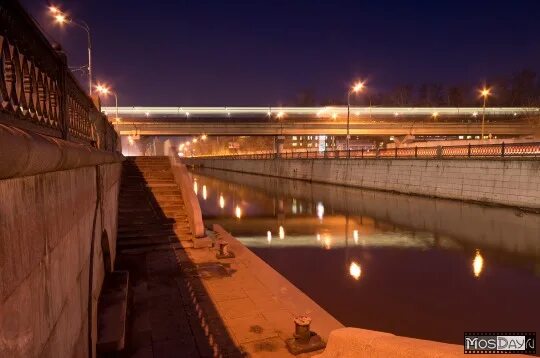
185,158 -> 540,209
0,126 -> 123,357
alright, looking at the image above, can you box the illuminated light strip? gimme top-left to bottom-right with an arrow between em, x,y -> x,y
102,106 -> 539,117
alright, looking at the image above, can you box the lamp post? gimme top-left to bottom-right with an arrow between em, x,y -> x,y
49,6 -> 93,95
480,87 -> 491,140
347,82 -> 365,152
95,84 -> 119,123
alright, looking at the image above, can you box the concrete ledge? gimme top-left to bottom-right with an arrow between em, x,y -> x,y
0,123 -> 123,179
314,328 -> 528,358
169,154 -> 206,239
213,224 -> 343,341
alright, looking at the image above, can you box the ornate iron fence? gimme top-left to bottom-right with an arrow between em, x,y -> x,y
196,141 -> 540,160
0,0 -> 118,151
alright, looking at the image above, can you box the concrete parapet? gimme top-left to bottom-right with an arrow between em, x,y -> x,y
0,149 -> 122,356
0,124 -> 123,180
169,154 -> 207,239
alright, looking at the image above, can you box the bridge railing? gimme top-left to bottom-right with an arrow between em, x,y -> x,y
193,141 -> 540,160
0,0 -> 118,152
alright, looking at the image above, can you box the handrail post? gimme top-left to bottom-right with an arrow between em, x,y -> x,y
395,147 -> 398,158
361,148 -> 364,159
501,142 -> 505,157
414,146 -> 418,158
468,143 -> 471,158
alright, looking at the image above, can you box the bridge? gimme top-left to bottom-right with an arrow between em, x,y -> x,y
104,106 -> 540,136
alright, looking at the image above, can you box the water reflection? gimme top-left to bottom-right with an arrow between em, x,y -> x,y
473,249 -> 484,278
235,205 -> 242,219
193,180 -> 198,195
202,185 -> 207,200
353,229 -> 359,245
349,261 -> 362,280
316,202 -> 325,221
190,168 -> 540,345
219,194 -> 225,209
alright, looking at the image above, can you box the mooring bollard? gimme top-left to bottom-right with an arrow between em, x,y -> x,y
215,239 -> 235,259
286,315 -> 326,354
294,316 -> 312,343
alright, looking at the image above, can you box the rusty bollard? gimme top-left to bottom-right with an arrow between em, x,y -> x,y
215,239 -> 235,259
286,315 -> 325,355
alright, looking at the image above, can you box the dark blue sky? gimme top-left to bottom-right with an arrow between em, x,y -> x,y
22,0 -> 540,106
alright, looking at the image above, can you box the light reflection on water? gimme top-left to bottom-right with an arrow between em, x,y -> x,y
189,168 -> 540,345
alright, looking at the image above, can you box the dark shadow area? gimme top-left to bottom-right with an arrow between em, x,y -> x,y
110,157 -> 243,357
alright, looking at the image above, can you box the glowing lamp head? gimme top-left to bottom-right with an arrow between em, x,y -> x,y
352,81 -> 365,93
432,112 -> 439,118
54,13 -> 67,24
95,84 -> 110,95
201,134 -> 207,140
277,111 -> 285,119
480,88 -> 491,98
49,6 -> 60,14
192,138 -> 198,143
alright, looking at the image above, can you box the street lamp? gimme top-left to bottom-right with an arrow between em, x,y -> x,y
347,81 -> 365,152
49,6 -> 93,95
95,84 -> 119,123
480,87 -> 491,140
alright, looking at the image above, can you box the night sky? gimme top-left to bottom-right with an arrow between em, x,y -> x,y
21,0 -> 540,106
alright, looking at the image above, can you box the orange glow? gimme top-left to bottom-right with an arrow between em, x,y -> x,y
432,112 -> 439,118
267,231 -> 272,243
277,111 -> 285,119
349,261 -> 362,280
279,225 -> 285,239
201,134 -> 207,140
49,6 -> 60,13
331,113 -> 337,120
323,236 -> 332,250
473,250 -> 484,278
193,181 -> 198,195
192,138 -> 198,143
127,135 -> 134,145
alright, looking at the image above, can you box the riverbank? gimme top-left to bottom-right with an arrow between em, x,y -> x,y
184,158 -> 540,210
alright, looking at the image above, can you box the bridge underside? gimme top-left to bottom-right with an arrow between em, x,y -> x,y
116,120 -> 536,137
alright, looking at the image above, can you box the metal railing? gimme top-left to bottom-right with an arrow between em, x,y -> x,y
0,0 -> 118,152
194,142 -> 540,160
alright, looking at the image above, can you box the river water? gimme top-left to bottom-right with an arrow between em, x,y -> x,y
189,167 -> 540,345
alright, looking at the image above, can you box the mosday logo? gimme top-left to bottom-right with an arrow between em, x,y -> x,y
464,332 -> 536,354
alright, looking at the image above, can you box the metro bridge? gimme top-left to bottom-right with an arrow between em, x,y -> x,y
103,106 -> 539,136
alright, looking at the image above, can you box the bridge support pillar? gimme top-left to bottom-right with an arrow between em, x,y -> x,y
275,135 -> 285,158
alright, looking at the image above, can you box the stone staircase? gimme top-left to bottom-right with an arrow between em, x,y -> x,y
117,156 -> 194,252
